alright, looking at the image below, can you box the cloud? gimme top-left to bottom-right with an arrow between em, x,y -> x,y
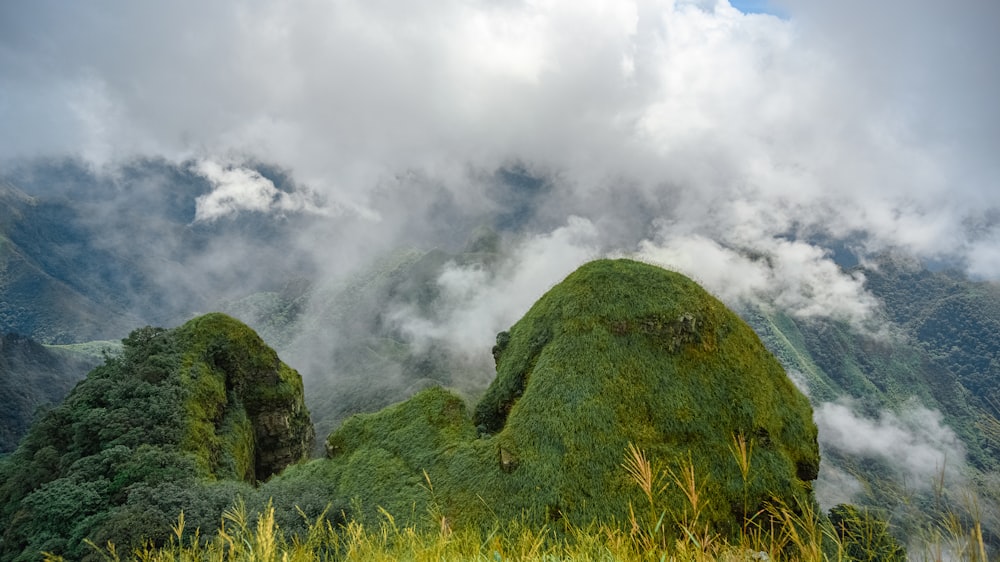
814,400 -> 966,491
191,160 -> 324,222
391,216 -> 601,361
636,231 -> 882,330
1,0 -> 999,322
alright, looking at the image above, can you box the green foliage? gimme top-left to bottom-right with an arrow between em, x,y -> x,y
0,314 -> 311,561
828,504 -> 906,562
77,486 -> 992,562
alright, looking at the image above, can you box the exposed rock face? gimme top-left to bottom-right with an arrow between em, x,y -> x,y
253,402 -> 315,479
304,259 -> 819,539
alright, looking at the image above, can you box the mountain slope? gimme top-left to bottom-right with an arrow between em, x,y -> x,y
0,333 -> 101,453
0,159 -> 319,344
0,182 -> 143,342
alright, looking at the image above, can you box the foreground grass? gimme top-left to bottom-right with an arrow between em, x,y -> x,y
55,499 -> 990,562
43,442 -> 991,561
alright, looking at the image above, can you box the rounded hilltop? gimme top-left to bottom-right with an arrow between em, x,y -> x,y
279,258 -> 819,539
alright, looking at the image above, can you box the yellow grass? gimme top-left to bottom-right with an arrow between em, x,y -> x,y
44,441 -> 990,562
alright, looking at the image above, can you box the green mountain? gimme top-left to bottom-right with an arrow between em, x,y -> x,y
0,314 -> 312,561
263,259 -> 819,540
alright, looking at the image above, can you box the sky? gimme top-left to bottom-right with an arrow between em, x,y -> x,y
2,0 -> 998,365
2,0 -> 997,283
1,0 -> 997,511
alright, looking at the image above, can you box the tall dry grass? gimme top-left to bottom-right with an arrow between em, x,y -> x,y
44,439 -> 991,562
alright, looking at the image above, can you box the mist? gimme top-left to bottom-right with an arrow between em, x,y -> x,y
3,0 -> 998,288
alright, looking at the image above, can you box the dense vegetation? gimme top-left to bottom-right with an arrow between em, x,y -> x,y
1,260 -> 827,560
0,314 -> 311,561
70,473 -> 921,562
3,162 -> 999,558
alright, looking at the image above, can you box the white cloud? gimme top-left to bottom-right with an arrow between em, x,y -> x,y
391,217 -> 601,358
191,159 -> 324,221
814,400 -> 966,490
637,231 -> 882,330
1,0 -> 999,316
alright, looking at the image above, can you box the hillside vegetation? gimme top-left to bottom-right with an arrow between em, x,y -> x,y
0,314 -> 312,561
1,260 -> 831,561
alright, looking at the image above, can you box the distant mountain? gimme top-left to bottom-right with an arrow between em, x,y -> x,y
0,159 -> 318,343
0,333 -> 101,453
745,255 -> 1000,545
752,256 -> 1000,467
0,181 -> 142,342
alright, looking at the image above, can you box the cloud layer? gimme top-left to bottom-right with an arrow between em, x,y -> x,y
2,0 -> 998,334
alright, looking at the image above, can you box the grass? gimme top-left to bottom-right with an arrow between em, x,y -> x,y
49,442 -> 992,562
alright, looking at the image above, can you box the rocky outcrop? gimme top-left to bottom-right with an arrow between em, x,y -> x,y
184,313 -> 315,483
252,399 -> 315,479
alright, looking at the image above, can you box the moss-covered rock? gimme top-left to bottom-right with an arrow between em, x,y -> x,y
0,314 -> 312,560
174,313 -> 314,482
294,259 -> 818,539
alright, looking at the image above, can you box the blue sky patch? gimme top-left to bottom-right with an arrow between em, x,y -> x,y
728,0 -> 788,18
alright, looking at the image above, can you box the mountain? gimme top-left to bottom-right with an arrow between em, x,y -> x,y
0,314 -> 312,561
0,159 -> 317,344
0,181 -> 143,342
0,333 -> 101,453
744,255 -> 1000,544
1,157 -> 998,554
263,259 -> 819,541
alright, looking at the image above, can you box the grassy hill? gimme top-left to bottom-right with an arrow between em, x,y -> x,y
260,259 -> 819,544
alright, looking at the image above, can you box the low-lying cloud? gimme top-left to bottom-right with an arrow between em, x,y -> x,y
815,399 -> 966,498
192,160 -> 324,222
638,232 -> 881,330
392,216 -> 601,360
2,0 -> 998,282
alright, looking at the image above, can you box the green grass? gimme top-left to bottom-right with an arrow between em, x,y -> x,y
63,444 -> 995,562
